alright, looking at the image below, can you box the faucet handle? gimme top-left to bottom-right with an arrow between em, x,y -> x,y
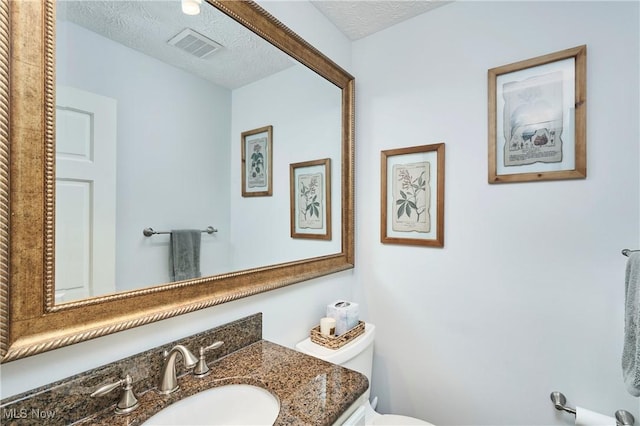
194,341 -> 224,377
91,374 -> 139,415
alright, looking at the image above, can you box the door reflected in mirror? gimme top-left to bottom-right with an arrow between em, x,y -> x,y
54,0 -> 342,303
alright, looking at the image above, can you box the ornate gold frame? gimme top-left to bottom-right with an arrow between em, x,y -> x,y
1,0 -> 355,362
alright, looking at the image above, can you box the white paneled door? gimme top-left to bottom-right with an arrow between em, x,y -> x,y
55,86 -> 117,303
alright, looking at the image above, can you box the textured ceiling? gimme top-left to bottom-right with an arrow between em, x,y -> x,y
311,1 -> 449,41
57,1 -> 447,89
57,1 -> 295,89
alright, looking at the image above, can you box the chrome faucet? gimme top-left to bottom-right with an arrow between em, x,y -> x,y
158,344 -> 199,394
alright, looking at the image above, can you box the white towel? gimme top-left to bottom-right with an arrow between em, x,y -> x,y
622,251 -> 640,396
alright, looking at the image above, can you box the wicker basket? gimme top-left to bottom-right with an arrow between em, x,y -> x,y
310,320 -> 365,349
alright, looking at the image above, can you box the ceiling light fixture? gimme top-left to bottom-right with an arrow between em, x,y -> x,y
181,0 -> 202,16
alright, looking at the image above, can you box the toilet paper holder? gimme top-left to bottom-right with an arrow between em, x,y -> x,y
550,391 -> 635,425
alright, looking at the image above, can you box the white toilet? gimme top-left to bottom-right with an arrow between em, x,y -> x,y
296,323 -> 434,426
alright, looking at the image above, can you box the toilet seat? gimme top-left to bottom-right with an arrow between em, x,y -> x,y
364,399 -> 434,426
371,414 -> 434,425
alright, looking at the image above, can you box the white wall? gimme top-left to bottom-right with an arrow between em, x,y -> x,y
352,1 -> 640,425
0,1 -> 353,399
230,64 -> 342,270
57,20 -> 233,290
6,2 -> 639,426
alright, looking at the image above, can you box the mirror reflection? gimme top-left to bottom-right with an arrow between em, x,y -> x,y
54,0 -> 342,303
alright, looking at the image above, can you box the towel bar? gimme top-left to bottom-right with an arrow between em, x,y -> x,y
550,392 -> 635,425
623,249 -> 640,257
143,226 -> 218,237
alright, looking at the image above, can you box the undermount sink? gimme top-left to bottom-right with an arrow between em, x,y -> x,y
142,384 -> 280,425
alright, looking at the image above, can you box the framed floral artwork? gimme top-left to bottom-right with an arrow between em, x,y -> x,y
290,158 -> 331,240
241,125 -> 273,196
381,143 -> 445,247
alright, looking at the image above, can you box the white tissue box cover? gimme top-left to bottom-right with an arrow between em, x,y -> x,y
327,300 -> 359,336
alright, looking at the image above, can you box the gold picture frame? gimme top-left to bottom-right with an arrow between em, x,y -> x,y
381,144 -> 445,247
488,45 -> 587,183
1,1 -> 356,363
290,158 -> 332,240
241,125 -> 273,197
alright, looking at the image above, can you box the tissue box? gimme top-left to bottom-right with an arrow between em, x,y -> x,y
327,300 -> 359,336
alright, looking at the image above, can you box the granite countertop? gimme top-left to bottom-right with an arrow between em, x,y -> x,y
78,340 -> 369,426
1,314 -> 368,426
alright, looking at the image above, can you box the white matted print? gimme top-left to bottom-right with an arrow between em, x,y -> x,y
488,45 -> 586,183
241,125 -> 273,196
290,158 -> 331,240
381,144 -> 445,247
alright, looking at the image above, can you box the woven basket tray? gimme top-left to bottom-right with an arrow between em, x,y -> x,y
310,320 -> 365,349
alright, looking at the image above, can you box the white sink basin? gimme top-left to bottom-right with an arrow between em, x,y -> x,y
142,384 -> 280,425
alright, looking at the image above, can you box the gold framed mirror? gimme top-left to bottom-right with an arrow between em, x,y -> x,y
0,0 -> 354,362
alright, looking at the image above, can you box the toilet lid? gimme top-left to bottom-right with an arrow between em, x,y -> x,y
373,414 -> 435,425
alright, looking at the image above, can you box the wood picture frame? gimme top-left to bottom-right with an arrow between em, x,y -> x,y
381,144 -> 445,247
488,45 -> 587,184
241,125 -> 273,196
290,158 -> 332,240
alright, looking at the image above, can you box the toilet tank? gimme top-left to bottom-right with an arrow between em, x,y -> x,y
295,323 -> 376,381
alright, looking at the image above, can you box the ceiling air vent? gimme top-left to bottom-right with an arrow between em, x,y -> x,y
167,28 -> 223,59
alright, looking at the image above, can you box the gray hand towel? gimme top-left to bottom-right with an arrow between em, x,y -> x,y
623,251 -> 640,396
169,230 -> 202,282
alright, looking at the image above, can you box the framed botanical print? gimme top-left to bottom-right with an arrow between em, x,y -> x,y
290,158 -> 331,240
241,125 -> 273,196
381,143 -> 445,247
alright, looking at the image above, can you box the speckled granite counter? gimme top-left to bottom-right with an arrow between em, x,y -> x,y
81,340 -> 367,425
1,314 -> 368,426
